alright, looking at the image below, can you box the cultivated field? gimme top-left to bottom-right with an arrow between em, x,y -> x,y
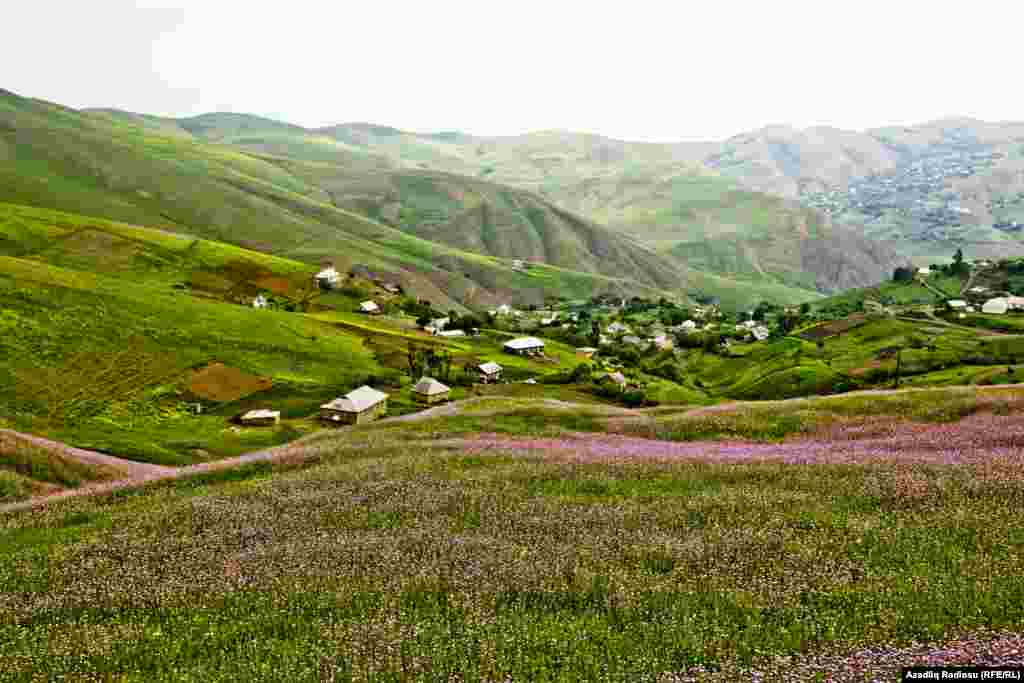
3,386 -> 1024,681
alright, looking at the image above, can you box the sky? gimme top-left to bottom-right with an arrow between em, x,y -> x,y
4,0 -> 1023,142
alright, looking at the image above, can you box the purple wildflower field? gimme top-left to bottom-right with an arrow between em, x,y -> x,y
4,387 -> 1024,680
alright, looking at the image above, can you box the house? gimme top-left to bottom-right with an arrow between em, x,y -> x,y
478,361 -> 503,383
968,286 -> 989,294
411,376 -> 451,404
511,259 -> 526,270
359,301 -> 381,315
1008,296 -> 1024,311
576,347 -> 598,359
540,313 -> 559,325
606,321 -> 631,335
738,320 -> 758,330
320,386 -> 389,425
678,320 -> 698,332
252,294 -> 268,309
598,371 -> 628,390
424,317 -> 450,334
503,337 -> 545,356
239,409 -> 280,426
437,329 -> 466,338
751,325 -> 770,341
314,266 -> 340,289
598,334 -> 611,346
983,298 -> 1009,315
917,267 -> 932,276
947,300 -> 968,310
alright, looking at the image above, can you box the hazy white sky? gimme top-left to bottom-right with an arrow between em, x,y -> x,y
5,0 -> 1022,141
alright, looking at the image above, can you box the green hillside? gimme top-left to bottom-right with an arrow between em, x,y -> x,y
0,90 -> 697,311
0,202 -> 603,464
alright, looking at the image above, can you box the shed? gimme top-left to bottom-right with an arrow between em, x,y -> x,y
478,361 -> 503,383
359,301 -> 381,315
947,299 -> 968,310
240,409 -> 280,426
503,337 -> 545,356
320,386 -> 389,425
412,377 -> 451,404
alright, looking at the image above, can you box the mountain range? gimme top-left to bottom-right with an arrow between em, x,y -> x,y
7,87 -> 1022,309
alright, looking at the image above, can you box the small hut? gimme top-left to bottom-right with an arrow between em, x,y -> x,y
411,377 -> 451,404
320,386 -> 389,425
359,301 -> 381,315
240,409 -> 280,426
478,361 -> 503,383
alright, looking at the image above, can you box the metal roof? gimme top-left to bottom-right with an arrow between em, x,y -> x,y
479,361 -> 502,374
321,385 -> 388,413
241,409 -> 280,420
412,377 -> 450,395
503,337 -> 545,350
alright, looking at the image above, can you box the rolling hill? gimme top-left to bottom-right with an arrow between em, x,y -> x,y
0,89 -> 704,311
82,108 -> 903,303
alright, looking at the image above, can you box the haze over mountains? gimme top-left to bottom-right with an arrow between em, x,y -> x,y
6,86 -> 1023,309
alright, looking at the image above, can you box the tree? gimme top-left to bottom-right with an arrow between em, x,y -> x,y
893,266 -> 915,283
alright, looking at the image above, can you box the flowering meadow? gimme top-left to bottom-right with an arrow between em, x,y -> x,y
3,387 -> 1024,680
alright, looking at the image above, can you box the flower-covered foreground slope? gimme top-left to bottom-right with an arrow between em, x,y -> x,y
4,387 -> 1024,681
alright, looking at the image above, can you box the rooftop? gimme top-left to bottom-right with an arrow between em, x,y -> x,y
321,385 -> 388,413
504,337 -> 545,350
412,377 -> 450,395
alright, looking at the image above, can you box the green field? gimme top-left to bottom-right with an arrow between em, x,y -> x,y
4,386 -> 1024,680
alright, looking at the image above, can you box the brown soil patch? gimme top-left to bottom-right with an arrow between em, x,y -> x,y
185,363 -> 272,402
799,313 -> 868,341
252,275 -> 295,296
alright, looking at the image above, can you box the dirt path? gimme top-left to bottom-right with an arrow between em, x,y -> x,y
0,429 -> 173,479
5,385 -> 1024,515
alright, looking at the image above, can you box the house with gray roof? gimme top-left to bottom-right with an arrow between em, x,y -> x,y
411,377 -> 451,404
320,386 -> 389,425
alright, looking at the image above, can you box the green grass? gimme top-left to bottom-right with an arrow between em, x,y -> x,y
4,410 -> 1024,680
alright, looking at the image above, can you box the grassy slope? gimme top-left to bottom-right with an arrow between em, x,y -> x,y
0,431 -> 118,503
0,91 -> 684,311
3,386 -> 1024,679
0,202 -> 596,464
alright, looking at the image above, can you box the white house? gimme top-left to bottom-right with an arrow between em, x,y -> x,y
240,409 -> 280,426
947,300 -> 968,310
425,317 -> 450,334
359,301 -> 381,315
503,337 -> 545,355
751,325 -> 770,341
983,298 -> 1009,315
679,320 -> 698,332
315,266 -> 340,288
606,321 -> 631,335
495,304 -> 513,316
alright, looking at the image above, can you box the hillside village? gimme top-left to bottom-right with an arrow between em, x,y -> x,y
802,127 -> 1006,242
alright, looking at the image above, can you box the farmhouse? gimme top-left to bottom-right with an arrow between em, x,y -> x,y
983,298 -> 1009,315
598,371 -> 628,390
359,301 -> 381,315
917,267 -> 932,276
411,377 -> 451,404
606,321 -> 631,335
503,337 -> 545,356
314,266 -> 340,289
478,361 -> 503,382
320,386 -> 389,425
425,317 -> 450,334
239,409 -> 280,426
